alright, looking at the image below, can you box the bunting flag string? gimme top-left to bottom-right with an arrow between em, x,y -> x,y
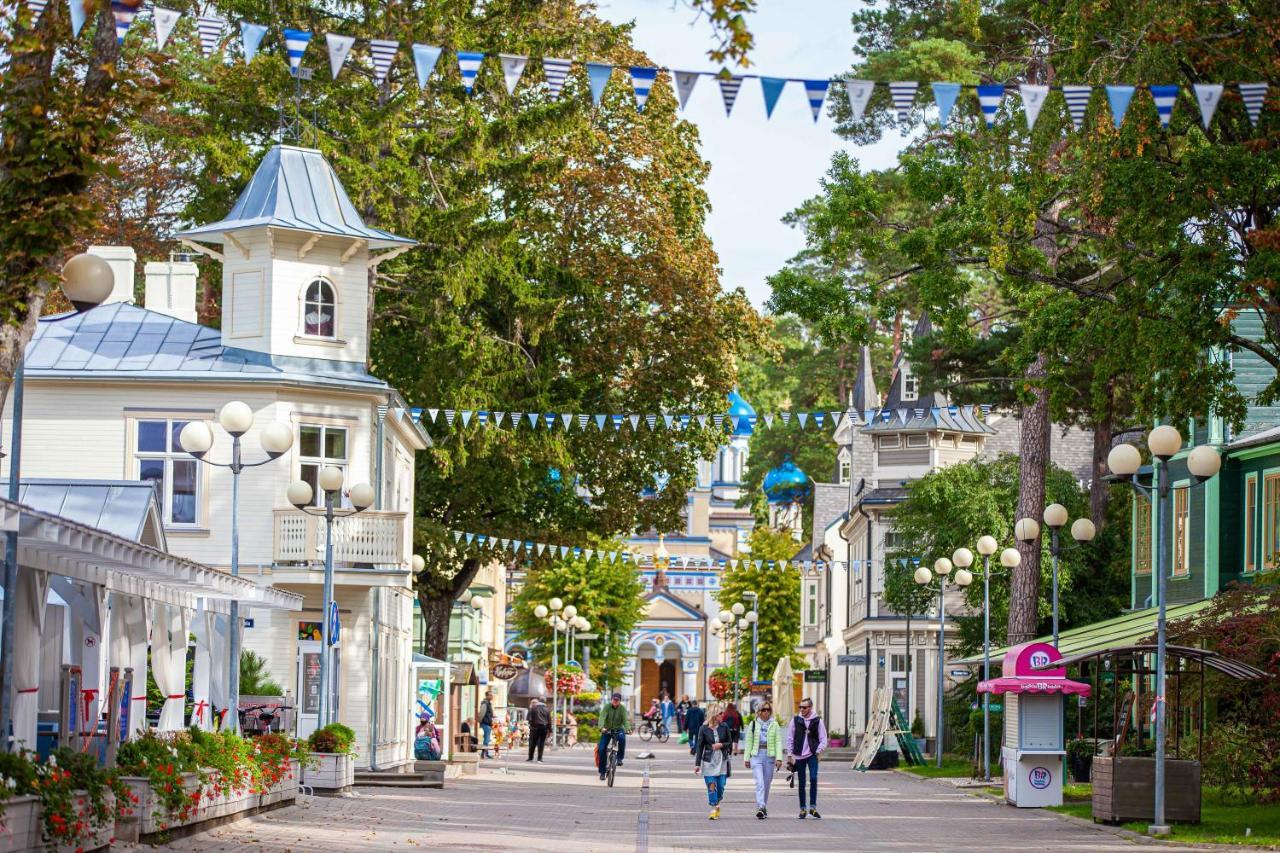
448,529 -> 846,572
407,403 -> 997,433
86,7 -> 1274,134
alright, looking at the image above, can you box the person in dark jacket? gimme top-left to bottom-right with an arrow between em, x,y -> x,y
527,698 -> 551,762
479,690 -> 495,758
684,700 -> 705,754
693,704 -> 734,820
723,702 -> 743,754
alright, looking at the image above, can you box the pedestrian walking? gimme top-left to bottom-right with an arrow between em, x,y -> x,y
723,702 -> 743,754
744,702 -> 783,819
784,696 -> 828,819
661,693 -> 675,734
479,690 -> 495,758
676,694 -> 691,733
684,700 -> 705,754
527,698 -> 551,763
693,703 -> 733,820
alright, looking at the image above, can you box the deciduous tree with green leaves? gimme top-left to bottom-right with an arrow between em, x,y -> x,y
717,527 -> 804,678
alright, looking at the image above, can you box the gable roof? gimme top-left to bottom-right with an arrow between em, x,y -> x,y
26,302 -> 388,392
870,314 -> 994,435
176,145 -> 415,250
643,588 -> 706,621
3,480 -> 166,548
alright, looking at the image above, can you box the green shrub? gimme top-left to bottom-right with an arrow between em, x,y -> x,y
577,724 -> 600,744
309,723 -> 355,754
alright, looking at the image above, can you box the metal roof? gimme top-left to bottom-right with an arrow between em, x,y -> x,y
1,480 -> 163,545
1038,644 -> 1270,681
1228,423 -> 1280,451
25,302 -> 387,392
176,145 -> 415,250
862,404 -> 996,435
954,598 -> 1214,665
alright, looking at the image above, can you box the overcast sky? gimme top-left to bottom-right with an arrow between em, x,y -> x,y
595,0 -> 904,308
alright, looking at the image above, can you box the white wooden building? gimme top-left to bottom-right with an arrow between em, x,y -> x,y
2,145 -> 429,769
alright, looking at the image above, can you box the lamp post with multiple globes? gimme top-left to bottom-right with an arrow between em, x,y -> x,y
533,599 -> 574,748
1014,505 -> 1097,647
180,404 -> 295,733
1107,425 -> 1220,836
913,556 -> 973,767
285,468 -> 374,728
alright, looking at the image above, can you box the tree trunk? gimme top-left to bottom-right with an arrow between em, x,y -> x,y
1089,385 -> 1115,527
1009,353 -> 1050,645
415,556 -> 483,658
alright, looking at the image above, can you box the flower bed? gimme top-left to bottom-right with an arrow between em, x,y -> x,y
0,749 -> 132,853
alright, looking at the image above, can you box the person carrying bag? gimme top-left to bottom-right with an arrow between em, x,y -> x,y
743,702 -> 784,819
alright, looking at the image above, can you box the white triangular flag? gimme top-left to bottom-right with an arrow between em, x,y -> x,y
1193,83 -> 1223,129
543,57 -> 573,99
561,413 -> 573,430
674,71 -> 700,109
844,79 -> 874,120
153,7 -> 181,49
499,53 -> 528,95
1019,84 -> 1048,129
369,39 -> 398,84
325,33 -> 355,79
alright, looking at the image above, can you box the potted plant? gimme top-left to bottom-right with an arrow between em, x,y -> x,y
0,748 -> 130,853
911,712 -> 926,755
1066,737 -> 1097,783
302,723 -> 356,792
829,730 -> 847,748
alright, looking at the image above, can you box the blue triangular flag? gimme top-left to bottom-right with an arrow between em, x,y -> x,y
110,1 -> 137,44
976,83 -> 1004,127
283,29 -> 312,77
240,22 -> 268,63
69,0 -> 88,38
802,79 -> 829,122
1148,85 -> 1178,128
718,75 -> 743,116
1105,85 -> 1135,129
586,62 -> 613,106
931,82 -> 961,127
412,44 -> 443,89
760,77 -> 786,118
629,66 -> 658,111
457,51 -> 485,94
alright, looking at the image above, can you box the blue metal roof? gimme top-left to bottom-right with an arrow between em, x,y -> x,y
26,303 -> 388,391
175,144 -> 415,250
1,480 -> 161,543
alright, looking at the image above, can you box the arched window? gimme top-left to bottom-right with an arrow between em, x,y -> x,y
303,278 -> 336,338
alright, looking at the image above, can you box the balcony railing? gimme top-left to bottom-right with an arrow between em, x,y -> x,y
273,508 -> 407,566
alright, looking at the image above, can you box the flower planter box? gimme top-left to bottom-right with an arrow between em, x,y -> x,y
259,760 -> 300,808
55,792 -> 115,853
0,796 -> 40,853
1091,756 -> 1201,824
302,753 -> 355,791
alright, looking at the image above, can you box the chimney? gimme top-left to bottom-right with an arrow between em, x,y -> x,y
87,246 -> 137,305
144,259 -> 199,324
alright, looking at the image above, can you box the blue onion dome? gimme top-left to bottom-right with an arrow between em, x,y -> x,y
727,389 -> 756,436
763,455 -> 812,504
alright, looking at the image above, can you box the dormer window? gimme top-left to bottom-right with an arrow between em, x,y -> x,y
303,278 -> 336,338
901,363 -> 919,402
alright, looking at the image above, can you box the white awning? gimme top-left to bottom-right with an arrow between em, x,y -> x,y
0,498 -> 302,612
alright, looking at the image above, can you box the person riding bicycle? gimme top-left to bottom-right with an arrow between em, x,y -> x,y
598,693 -> 631,781
642,698 -> 661,723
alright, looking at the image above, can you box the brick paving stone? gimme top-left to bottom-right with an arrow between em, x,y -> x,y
123,739 -> 1138,851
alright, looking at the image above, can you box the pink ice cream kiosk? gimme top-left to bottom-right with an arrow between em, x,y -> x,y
978,642 -> 1090,808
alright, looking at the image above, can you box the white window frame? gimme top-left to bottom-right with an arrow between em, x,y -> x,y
301,277 -> 338,339
906,434 -> 929,448
132,416 -> 204,528
298,423 -> 349,507
901,363 -> 919,402
878,435 -> 901,450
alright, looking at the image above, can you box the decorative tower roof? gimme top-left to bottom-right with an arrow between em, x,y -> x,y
763,455 -> 813,504
851,343 -> 879,412
727,389 -> 756,436
176,144 -> 415,250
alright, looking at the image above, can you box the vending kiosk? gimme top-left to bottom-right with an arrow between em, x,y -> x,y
978,642 -> 1090,808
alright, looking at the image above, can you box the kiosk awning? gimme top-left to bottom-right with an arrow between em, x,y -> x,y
0,498 -> 302,612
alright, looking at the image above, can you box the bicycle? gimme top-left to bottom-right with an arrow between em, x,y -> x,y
237,703 -> 290,736
602,729 -> 623,787
637,719 -> 670,743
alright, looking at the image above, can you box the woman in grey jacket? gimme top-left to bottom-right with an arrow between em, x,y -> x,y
693,704 -> 733,820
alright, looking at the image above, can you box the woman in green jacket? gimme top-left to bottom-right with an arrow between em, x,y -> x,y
743,703 -> 784,819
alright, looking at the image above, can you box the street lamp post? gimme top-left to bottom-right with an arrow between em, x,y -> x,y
0,253 -> 115,749
534,598 -> 572,748
1015,505 -> 1097,647
1108,426 -> 1219,836
743,592 -> 759,681
285,469 -> 373,729
914,556 -> 973,767
182,404 -> 295,733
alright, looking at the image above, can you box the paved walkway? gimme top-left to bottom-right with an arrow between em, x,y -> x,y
139,741 -> 1137,851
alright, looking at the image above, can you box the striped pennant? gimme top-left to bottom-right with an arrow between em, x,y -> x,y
1149,85 -> 1178,128
325,33 -> 355,79
283,29 -> 311,77
1061,85 -> 1092,130
1239,83 -> 1268,126
1105,85 -> 1135,128
976,83 -> 1004,127
412,44 -> 442,88
931,82 -> 960,127
543,57 -> 573,99
369,39 -> 399,84
717,75 -> 743,116
26,0 -> 48,22
457,51 -> 485,94
240,23 -> 268,64
499,54 -> 528,95
1019,84 -> 1048,129
110,0 -> 137,44
761,77 -> 786,118
1193,83 -> 1223,128
674,71 -> 700,109
887,81 -> 918,122
153,7 -> 181,49
629,66 -> 658,111
586,62 -> 612,106
802,79 -> 829,122
196,15 -> 224,59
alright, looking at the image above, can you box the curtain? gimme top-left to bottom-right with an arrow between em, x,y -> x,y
153,604 -> 192,731
13,568 -> 50,750
190,604 -> 214,730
